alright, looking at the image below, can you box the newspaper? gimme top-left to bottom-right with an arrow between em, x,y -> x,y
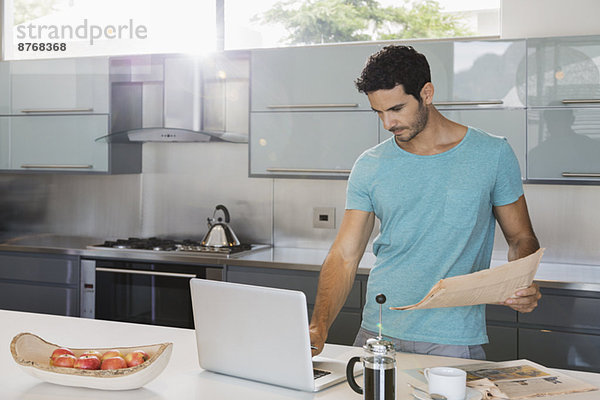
456,360 -> 598,399
391,248 -> 545,310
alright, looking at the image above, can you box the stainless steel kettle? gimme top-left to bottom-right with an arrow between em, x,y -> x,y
201,205 -> 241,247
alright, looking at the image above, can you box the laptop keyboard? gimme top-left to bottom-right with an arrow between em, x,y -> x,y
313,368 -> 331,380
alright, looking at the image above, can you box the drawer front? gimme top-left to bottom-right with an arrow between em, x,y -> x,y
519,328 -> 600,372
0,254 -> 79,284
484,325 -> 517,361
486,304 -> 517,323
519,293 -> 600,331
0,282 -> 79,316
226,267 -> 362,308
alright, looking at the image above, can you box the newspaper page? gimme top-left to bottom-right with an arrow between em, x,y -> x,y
391,248 -> 545,310
456,359 -> 598,399
400,359 -> 597,399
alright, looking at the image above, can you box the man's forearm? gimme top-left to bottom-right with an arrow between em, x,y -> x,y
310,247 -> 360,337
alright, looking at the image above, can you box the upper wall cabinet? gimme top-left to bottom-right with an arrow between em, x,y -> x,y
10,57 -> 109,114
250,111 -> 379,177
9,115 -> 111,172
412,40 -> 526,108
0,63 -> 9,114
526,36 -> 600,107
251,44 -> 380,112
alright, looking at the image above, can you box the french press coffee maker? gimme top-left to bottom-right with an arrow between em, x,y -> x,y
346,294 -> 396,400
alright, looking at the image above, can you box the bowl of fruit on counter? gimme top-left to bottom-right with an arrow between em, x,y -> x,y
10,332 -> 173,390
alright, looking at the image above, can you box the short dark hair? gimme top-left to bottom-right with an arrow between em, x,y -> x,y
355,45 -> 431,101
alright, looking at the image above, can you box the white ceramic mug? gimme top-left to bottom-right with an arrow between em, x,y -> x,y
423,366 -> 467,400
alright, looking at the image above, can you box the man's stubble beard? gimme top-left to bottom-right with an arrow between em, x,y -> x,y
393,102 -> 429,144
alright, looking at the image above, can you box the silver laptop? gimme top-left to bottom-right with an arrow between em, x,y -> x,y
189,278 -> 351,392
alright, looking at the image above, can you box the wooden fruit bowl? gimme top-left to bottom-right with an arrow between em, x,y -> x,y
10,332 -> 173,390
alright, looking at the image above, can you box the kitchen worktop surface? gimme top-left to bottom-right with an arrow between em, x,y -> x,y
1,309 -> 599,400
1,234 -> 600,291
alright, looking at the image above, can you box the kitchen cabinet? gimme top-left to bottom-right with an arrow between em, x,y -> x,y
250,111 -> 379,177
6,114 -> 141,173
0,252 -> 80,316
224,265 -> 366,345
486,288 -> 600,372
527,108 -> 600,182
10,57 -> 109,114
0,62 -> 9,114
381,109 -> 527,179
0,117 -> 9,169
250,44 -> 380,178
251,44 -> 379,112
526,36 -> 600,107
412,39 -> 526,108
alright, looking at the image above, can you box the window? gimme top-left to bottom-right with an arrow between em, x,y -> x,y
1,0 -> 501,59
224,0 -> 501,50
2,0 -> 216,60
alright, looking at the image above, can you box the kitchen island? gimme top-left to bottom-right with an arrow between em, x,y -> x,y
1,309 -> 599,400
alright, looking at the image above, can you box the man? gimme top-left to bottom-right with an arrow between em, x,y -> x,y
309,45 -> 541,360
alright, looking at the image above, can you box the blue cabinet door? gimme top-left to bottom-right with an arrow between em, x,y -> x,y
526,36 -> 600,107
412,39 -> 526,108
10,115 -> 110,172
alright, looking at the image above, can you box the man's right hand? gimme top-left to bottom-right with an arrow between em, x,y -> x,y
309,325 -> 327,357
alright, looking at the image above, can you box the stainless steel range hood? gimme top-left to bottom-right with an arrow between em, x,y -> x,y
97,53 -> 249,144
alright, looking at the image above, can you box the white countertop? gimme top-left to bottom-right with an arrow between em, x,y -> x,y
1,309 -> 599,400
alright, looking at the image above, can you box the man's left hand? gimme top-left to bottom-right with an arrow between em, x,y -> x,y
503,283 -> 541,313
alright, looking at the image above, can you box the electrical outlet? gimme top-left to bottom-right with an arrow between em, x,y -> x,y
313,207 -> 336,229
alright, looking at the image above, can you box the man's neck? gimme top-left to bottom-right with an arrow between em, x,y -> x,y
395,108 -> 468,156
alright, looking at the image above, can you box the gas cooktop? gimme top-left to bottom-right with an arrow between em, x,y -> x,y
87,237 -> 269,258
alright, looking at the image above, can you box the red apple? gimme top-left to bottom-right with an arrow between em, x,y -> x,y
51,354 -> 77,368
124,350 -> 149,367
74,355 -> 101,370
101,356 -> 127,370
50,347 -> 75,363
101,349 -> 124,361
81,350 -> 103,359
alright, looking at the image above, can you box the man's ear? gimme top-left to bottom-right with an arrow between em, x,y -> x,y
420,82 -> 434,105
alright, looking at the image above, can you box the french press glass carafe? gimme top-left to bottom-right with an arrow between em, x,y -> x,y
346,294 -> 396,400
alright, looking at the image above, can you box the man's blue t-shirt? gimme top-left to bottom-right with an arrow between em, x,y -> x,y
346,127 -> 523,345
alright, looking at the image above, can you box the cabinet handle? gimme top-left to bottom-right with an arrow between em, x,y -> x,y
561,172 -> 600,178
21,164 -> 93,169
20,108 -> 94,113
96,267 -> 197,279
266,168 -> 351,174
433,100 -> 504,106
266,104 -> 359,109
561,99 -> 600,104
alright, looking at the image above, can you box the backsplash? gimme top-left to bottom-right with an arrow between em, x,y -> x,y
1,143 -> 599,266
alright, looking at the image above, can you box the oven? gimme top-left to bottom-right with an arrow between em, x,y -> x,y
80,259 -> 223,329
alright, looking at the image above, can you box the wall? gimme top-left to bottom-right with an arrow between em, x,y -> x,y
501,0 -> 600,38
